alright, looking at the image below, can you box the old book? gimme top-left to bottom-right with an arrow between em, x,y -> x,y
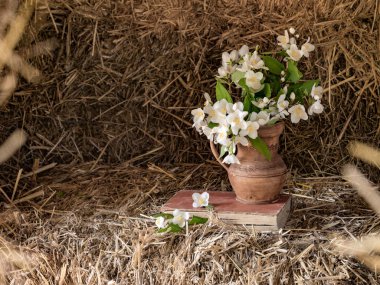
161,190 -> 291,232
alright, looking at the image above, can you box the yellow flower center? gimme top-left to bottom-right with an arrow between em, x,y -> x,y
295,107 -> 303,116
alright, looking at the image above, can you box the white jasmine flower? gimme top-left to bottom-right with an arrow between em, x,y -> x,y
310,84 -> 323,100
222,52 -> 231,65
288,104 -> 308,123
237,61 -> 250,72
245,71 -> 263,91
155,216 -> 167,229
281,70 -> 285,76
308,100 -> 324,115
191,108 -> 205,124
226,109 -> 248,135
239,45 -> 249,57
222,154 -> 240,164
204,92 -> 212,105
213,99 -> 233,115
230,50 -> 239,62
277,30 -> 290,49
289,27 -> 296,34
222,51 -> 239,65
193,120 -> 206,133
201,125 -> 214,140
252,97 -> 270,109
250,111 -> 270,126
268,113 -> 281,124
192,192 -> 209,208
214,125 -> 231,145
234,135 -> 249,146
228,140 -> 237,153
301,37 -> 315,58
267,105 -> 278,116
290,92 -> 296,101
232,102 -> 244,112
217,63 -> 236,77
283,85 -> 288,95
277,94 -> 289,112
245,51 -> 267,70
286,44 -> 303,61
239,121 -> 260,139
281,77 -> 285,82
204,105 -> 226,124
278,110 -> 289,118
172,209 -> 190,228
218,66 -> 228,77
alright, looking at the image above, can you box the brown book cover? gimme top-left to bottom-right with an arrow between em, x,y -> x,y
161,190 -> 291,232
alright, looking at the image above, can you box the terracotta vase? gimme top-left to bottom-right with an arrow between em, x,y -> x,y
210,121 -> 287,204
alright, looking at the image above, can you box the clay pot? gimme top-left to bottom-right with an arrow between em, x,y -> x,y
210,121 -> 287,204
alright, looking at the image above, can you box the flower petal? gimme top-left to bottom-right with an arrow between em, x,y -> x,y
201,192 -> 209,200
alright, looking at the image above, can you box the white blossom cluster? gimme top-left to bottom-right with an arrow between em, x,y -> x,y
191,28 -> 324,164
277,27 -> 315,61
155,192 -> 209,231
155,209 -> 190,229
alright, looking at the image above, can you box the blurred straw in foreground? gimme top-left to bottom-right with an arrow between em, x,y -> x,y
0,236 -> 33,284
348,141 -> 380,168
0,129 -> 27,164
337,142 -> 380,271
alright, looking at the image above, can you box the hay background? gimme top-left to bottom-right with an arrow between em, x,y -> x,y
0,0 -> 380,284
0,0 -> 379,178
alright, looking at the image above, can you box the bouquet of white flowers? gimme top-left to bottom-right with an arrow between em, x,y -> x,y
192,28 -> 324,164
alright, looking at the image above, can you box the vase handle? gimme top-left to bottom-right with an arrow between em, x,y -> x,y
209,140 -> 229,172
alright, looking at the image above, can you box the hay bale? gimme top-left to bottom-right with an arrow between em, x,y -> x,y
0,0 -> 379,179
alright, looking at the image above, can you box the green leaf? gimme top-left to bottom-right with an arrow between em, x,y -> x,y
152,213 -> 173,219
238,78 -> 251,94
267,74 -> 281,96
251,104 -> 261,114
231,71 -> 245,83
188,216 -> 208,225
286,60 -> 303,83
263,83 -> 271,98
243,94 -> 252,112
220,145 -> 227,158
298,80 -> 319,94
216,81 -> 233,103
157,223 -> 182,233
252,83 -> 270,99
287,80 -> 320,102
262,56 -> 285,75
208,122 -> 219,128
248,137 -> 272,160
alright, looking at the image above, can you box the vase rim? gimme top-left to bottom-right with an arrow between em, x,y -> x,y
259,121 -> 285,129
258,121 -> 285,137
